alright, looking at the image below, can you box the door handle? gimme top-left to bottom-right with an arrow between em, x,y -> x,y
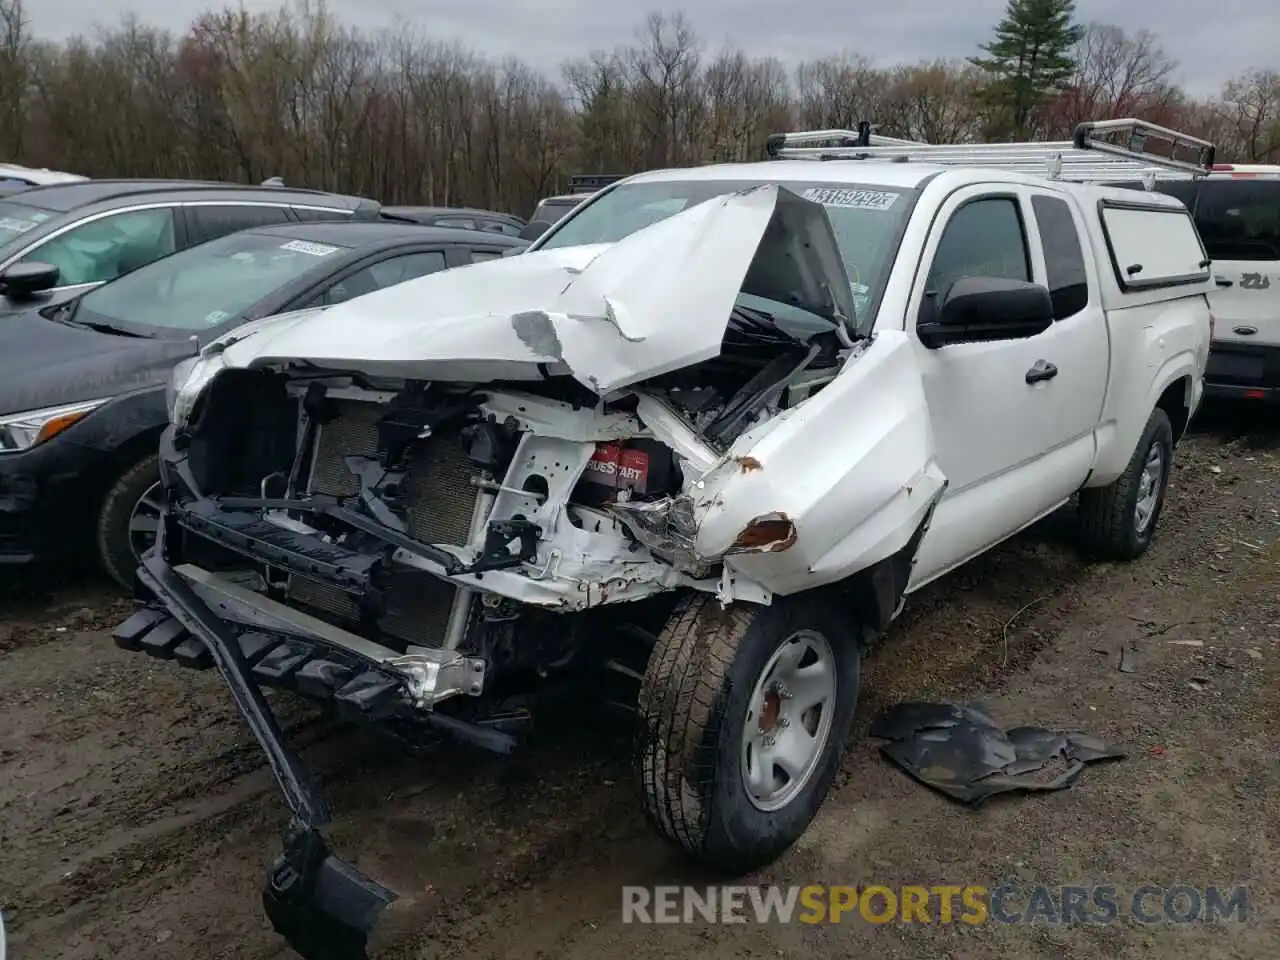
1215,276 -> 1234,288
1025,360 -> 1058,384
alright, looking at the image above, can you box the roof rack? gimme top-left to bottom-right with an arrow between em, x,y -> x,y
766,118 -> 1216,183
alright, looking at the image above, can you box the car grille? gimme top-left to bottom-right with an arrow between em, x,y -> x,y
285,400 -> 479,647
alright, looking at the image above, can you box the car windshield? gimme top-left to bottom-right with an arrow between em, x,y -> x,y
73,231 -> 351,337
536,179 -> 916,326
0,199 -> 56,252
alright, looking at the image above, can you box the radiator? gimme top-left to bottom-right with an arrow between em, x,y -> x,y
285,400 -> 479,647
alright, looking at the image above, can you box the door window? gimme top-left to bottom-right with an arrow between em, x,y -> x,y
470,249 -> 504,262
17,207 -> 176,286
925,197 -> 1031,298
187,204 -> 292,244
313,250 -> 448,306
434,216 -> 478,230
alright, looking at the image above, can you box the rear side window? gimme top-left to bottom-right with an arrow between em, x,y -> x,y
1188,180 -> 1280,262
531,199 -> 580,224
292,207 -> 353,222
1099,203 -> 1209,290
187,204 -> 291,244
1031,195 -> 1088,319
480,219 -> 522,236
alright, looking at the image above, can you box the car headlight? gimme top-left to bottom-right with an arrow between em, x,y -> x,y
167,350 -> 226,429
0,398 -> 110,453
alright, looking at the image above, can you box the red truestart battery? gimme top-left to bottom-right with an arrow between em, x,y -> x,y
582,442 -> 650,496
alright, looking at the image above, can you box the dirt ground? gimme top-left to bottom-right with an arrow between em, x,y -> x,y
2,402 -> 1278,960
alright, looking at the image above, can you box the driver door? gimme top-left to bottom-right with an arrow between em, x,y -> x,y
907,186 -> 1087,588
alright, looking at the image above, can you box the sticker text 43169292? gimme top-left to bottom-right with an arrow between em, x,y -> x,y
800,187 -> 900,210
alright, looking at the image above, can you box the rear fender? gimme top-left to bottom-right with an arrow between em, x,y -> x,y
692,330 -> 946,595
1088,352 -> 1196,487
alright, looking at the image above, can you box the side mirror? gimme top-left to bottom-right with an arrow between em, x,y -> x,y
917,276 -> 1054,349
518,219 -> 552,242
0,261 -> 60,300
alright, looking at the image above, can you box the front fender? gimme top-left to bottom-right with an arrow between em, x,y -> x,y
691,330 -> 946,595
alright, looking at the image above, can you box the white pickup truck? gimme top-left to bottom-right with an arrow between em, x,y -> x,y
115,119 -> 1214,959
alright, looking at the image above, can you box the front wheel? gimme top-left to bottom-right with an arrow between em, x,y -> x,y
1077,408 -> 1174,561
635,593 -> 860,875
96,454 -> 162,590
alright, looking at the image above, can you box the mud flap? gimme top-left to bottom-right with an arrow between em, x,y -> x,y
136,550 -> 398,959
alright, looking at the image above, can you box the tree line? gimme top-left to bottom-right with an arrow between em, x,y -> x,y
1,0 -> 1277,220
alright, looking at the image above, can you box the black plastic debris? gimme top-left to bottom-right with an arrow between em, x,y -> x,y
869,701 -> 1125,805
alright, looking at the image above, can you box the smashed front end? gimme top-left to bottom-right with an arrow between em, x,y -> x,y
114,185 -> 946,959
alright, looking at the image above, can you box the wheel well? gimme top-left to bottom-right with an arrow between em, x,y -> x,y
95,427 -> 164,514
1156,377 -> 1191,443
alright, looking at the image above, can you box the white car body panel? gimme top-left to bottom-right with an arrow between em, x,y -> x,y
175,155 -> 1211,621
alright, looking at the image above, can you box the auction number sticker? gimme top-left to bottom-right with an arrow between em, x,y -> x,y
801,187 -> 900,210
279,239 -> 338,256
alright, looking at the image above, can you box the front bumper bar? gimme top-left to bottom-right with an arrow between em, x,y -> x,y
116,534 -> 522,957
125,553 -> 396,959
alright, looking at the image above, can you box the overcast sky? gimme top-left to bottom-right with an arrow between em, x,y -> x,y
26,0 -> 1277,97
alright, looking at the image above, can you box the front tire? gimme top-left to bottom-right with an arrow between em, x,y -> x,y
635,593 -> 860,875
97,454 -> 162,590
1077,408 -> 1174,561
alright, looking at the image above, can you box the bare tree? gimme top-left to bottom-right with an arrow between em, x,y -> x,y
3,5 -> 1270,212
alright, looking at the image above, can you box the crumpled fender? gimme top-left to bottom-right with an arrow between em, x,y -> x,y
689,330 -> 947,596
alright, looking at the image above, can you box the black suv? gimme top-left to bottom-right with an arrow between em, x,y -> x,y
0,179 -> 381,316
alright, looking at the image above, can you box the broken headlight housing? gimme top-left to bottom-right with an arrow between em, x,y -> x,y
167,351 -> 226,429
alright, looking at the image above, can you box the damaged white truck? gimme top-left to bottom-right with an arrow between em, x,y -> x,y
114,119 -> 1215,958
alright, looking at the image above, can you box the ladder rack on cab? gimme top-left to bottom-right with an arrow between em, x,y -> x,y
765,118 -> 1216,185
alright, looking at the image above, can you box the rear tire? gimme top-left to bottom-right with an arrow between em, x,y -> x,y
97,454 -> 162,590
1077,408 -> 1173,561
635,593 -> 860,875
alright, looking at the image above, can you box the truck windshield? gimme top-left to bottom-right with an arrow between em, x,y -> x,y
536,179 -> 916,324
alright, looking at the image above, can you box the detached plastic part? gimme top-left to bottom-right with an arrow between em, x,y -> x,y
263,825 -> 397,960
869,701 -> 1126,804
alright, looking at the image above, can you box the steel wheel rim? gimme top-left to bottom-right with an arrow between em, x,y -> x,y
1134,441 -> 1164,535
740,629 -> 837,812
128,481 -> 164,562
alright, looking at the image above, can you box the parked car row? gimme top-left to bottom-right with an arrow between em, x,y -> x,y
0,175 -> 528,584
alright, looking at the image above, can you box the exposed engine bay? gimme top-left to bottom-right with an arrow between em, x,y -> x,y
173,297 -> 847,640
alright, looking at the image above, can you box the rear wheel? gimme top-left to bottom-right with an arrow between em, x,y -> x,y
96,454 -> 162,590
635,593 -> 860,874
1077,408 -> 1173,561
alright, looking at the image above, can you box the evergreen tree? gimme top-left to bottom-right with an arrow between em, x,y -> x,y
970,0 -> 1083,138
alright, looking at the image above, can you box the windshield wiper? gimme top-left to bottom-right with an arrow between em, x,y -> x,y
75,318 -> 152,337
42,300 -> 150,337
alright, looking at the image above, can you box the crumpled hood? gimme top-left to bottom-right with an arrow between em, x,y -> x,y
220,184 -> 856,395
